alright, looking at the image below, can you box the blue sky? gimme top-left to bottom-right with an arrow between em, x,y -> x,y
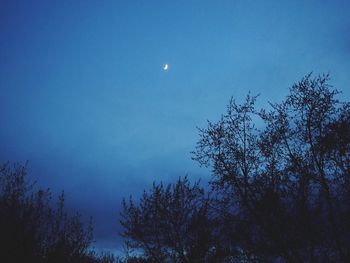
1,0 -> 350,252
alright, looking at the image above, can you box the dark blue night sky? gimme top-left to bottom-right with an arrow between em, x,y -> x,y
1,0 -> 350,253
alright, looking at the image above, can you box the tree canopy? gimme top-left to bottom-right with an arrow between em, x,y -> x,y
0,163 -> 116,263
2,74 -> 349,262
121,74 -> 350,262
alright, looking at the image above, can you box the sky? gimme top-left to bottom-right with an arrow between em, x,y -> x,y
1,0 -> 350,253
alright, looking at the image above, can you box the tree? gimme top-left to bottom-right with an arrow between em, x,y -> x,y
0,162 -> 116,263
120,74 -> 350,262
120,177 -> 221,263
193,74 -> 350,262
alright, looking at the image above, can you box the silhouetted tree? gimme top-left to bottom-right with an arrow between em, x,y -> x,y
121,74 -> 350,263
0,162 -> 116,263
193,74 -> 350,262
120,177 -> 223,263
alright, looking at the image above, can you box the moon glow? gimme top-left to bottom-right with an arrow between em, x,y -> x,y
163,64 -> 169,71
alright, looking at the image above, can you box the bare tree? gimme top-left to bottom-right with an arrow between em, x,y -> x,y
0,162 -> 116,263
193,74 -> 350,262
120,177 -> 221,263
120,74 -> 350,262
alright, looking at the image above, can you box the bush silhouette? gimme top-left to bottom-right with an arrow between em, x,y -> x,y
0,163 -> 116,263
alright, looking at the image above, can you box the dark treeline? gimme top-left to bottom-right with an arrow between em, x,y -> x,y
121,74 -> 350,262
0,162 -> 117,263
1,74 -> 349,262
